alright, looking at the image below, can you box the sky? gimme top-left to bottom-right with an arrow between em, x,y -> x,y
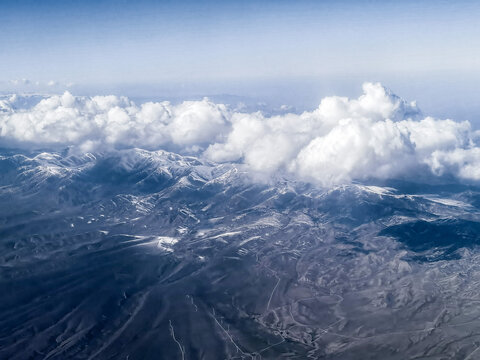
2,0 -> 480,120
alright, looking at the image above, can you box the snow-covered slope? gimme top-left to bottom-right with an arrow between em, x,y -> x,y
2,148 -> 480,359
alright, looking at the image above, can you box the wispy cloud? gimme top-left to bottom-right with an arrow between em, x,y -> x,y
4,79 -> 74,90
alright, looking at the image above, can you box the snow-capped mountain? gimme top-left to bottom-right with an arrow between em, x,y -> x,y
2,148 -> 480,359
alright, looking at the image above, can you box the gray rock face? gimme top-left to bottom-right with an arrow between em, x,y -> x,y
2,148 -> 480,359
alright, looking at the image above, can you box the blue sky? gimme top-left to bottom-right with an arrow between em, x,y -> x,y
2,0 -> 480,120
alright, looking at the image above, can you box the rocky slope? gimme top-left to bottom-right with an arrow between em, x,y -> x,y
2,148 -> 480,359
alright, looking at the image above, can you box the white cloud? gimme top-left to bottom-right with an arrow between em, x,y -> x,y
0,93 -> 229,153
1,83 -> 480,185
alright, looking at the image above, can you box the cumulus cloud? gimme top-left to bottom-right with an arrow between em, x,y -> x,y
1,82 -> 480,185
0,92 -> 229,153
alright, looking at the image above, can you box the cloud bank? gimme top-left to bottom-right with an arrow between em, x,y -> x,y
1,83 -> 479,185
